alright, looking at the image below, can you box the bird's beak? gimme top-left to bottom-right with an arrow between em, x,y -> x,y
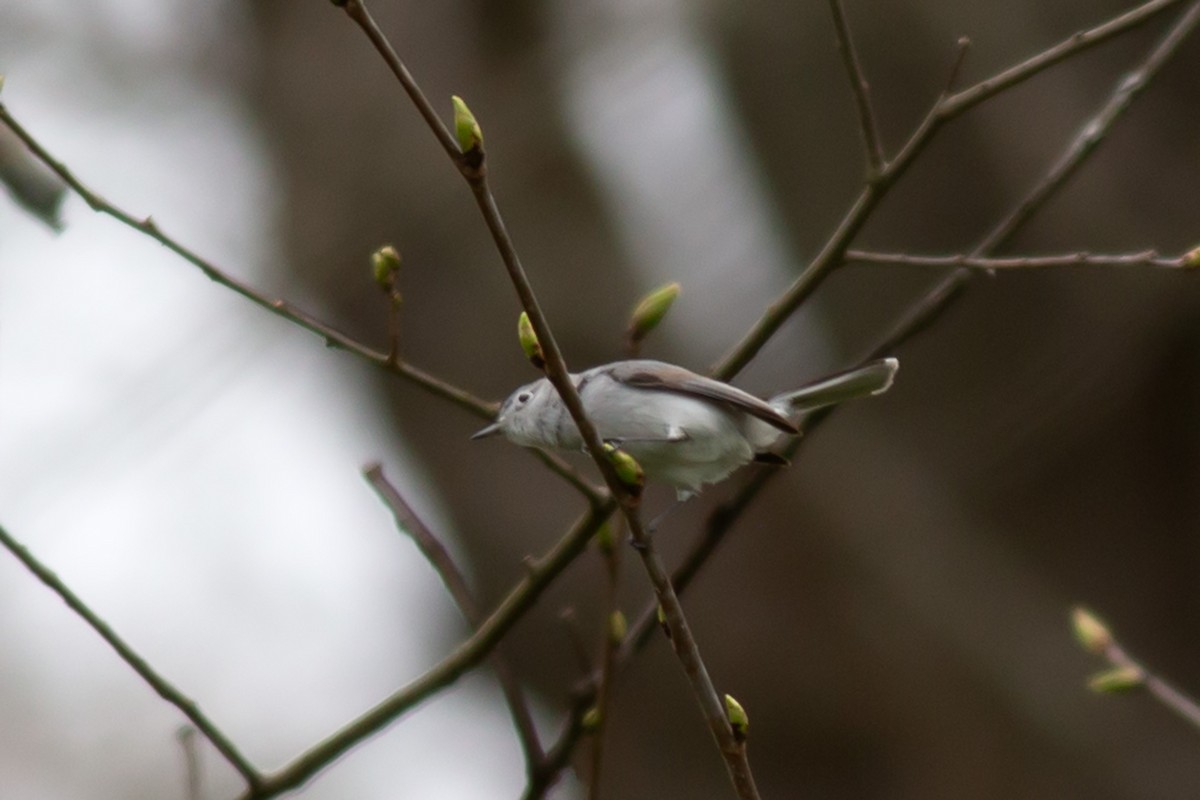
470,421 -> 503,440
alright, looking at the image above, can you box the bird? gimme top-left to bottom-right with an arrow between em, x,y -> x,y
472,358 -> 898,500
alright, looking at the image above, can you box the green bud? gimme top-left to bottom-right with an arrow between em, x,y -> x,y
1184,246 -> 1200,268
517,311 -> 546,369
1088,665 -> 1145,694
452,95 -> 484,154
603,443 -> 644,491
724,694 -> 749,741
581,706 -> 602,731
1071,607 -> 1112,655
593,522 -> 615,555
656,604 -> 671,639
372,245 -> 402,290
627,282 -> 680,346
609,610 -> 628,644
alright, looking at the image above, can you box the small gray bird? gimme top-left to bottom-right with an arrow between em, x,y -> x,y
472,358 -> 898,500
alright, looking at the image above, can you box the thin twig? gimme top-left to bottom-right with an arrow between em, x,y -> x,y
362,463 -> 546,775
243,504 -> 613,799
1102,646 -> 1200,730
844,249 -> 1195,270
177,726 -> 203,800
337,2 -> 763,796
711,0 -> 1185,380
0,103 -> 496,421
587,522 -> 626,800
531,3 -> 1200,783
941,0 -> 1185,118
827,0 -> 885,173
1074,608 -> 1200,731
868,0 -> 1200,359
0,523 -> 264,790
0,99 -> 616,505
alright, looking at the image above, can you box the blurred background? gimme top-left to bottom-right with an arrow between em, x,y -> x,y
2,1 -> 1200,798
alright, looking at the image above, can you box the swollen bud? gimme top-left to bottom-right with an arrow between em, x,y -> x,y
608,610 -> 628,645
1071,607 -> 1112,655
451,95 -> 484,155
372,245 -> 402,291
603,443 -> 645,492
656,604 -> 671,639
593,522 -> 615,555
581,706 -> 602,731
626,282 -> 680,346
1184,245 -> 1200,268
1088,665 -> 1145,694
517,312 -> 546,369
724,694 -> 749,742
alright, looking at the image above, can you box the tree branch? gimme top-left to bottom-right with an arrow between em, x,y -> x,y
1073,607 -> 1200,731
868,0 -> 1200,359
844,249 -> 1196,270
362,463 -> 546,776
827,0 -> 885,174
711,0 -> 1186,380
529,2 -> 1200,783
0,523 -> 264,791
337,2 -> 762,795
244,504 -> 613,799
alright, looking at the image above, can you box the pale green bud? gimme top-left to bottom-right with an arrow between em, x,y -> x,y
1088,665 -> 1145,694
581,706 -> 602,731
603,443 -> 644,491
627,282 -> 680,346
609,610 -> 628,644
724,694 -> 749,741
517,311 -> 545,369
372,245 -> 402,290
451,95 -> 483,154
1071,607 -> 1112,655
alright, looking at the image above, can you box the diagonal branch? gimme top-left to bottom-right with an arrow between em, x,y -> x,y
870,0 -> 1200,358
0,523 -> 264,791
0,103 -> 494,421
362,463 -> 546,776
941,0 -> 1185,118
827,0 -> 885,173
711,0 -> 1186,380
0,101 -> 613,503
337,2 -> 761,796
244,503 -> 613,799
844,249 -> 1197,270
529,2 -> 1200,787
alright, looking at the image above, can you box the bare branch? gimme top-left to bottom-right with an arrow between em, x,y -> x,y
245,504 -> 613,799
0,523 -> 264,790
176,726 -> 204,800
870,0 -> 1200,358
532,3 -> 1200,781
337,2 -> 764,795
362,464 -> 546,775
0,103 -> 496,422
1073,607 -> 1200,731
827,0 -> 886,173
711,0 -> 1188,380
943,0 -> 1186,117
845,249 -> 1195,270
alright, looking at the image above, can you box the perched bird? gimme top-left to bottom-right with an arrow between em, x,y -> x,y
472,358 -> 898,500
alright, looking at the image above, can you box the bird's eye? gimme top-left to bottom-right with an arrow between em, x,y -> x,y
517,392 -> 531,404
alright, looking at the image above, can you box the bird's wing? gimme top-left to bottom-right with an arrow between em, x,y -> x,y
609,361 -> 799,434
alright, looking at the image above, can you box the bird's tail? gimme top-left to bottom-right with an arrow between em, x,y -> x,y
770,358 -> 898,414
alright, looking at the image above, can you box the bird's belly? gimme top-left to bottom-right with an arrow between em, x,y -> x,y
599,394 -> 754,493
